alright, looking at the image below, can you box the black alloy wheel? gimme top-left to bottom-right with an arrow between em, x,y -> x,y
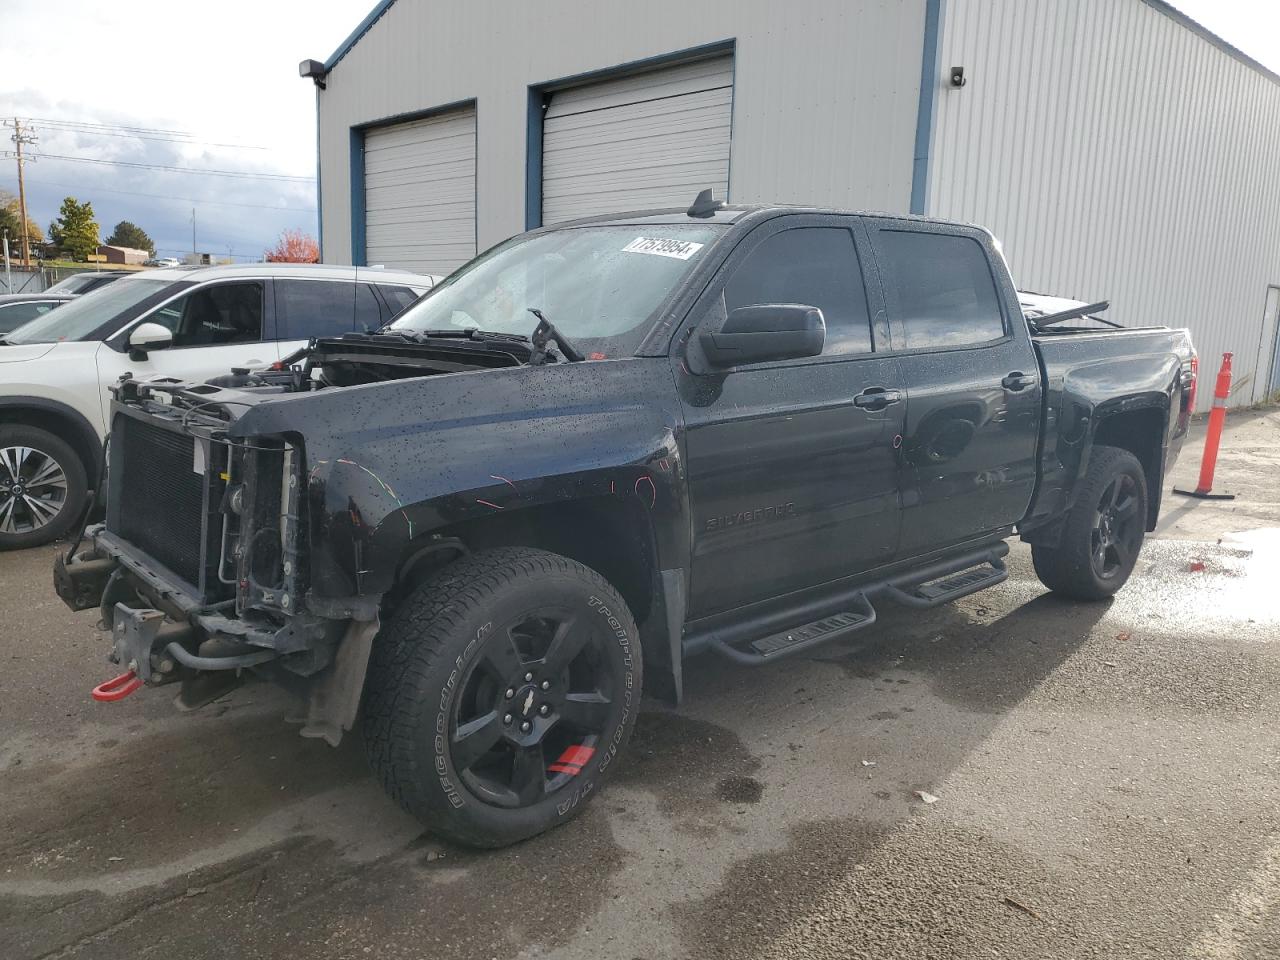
362,547 -> 642,848
451,607 -> 618,808
1090,472 -> 1143,581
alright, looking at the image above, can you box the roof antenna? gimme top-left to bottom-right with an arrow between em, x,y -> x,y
687,188 -> 723,218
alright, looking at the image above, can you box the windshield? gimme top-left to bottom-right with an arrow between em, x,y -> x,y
5,278 -> 172,344
389,225 -> 723,356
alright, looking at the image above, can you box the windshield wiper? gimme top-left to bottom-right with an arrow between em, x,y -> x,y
1028,299 -> 1120,331
527,309 -> 583,365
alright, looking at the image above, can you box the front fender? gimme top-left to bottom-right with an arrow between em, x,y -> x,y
233,359 -> 687,602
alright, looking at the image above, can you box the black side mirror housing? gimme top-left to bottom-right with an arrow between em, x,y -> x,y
700,304 -> 825,367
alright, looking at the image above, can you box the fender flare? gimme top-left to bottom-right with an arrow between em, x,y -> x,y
0,396 -> 105,486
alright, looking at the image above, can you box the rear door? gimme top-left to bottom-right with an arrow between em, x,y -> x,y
274,278 -> 378,339
679,215 -> 905,618
864,219 -> 1041,557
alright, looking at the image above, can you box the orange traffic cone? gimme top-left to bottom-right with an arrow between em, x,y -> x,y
1173,352 -> 1236,500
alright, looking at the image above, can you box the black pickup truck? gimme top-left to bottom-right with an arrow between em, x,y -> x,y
56,199 -> 1197,847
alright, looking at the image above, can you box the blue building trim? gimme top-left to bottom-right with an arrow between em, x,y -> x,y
910,0 -> 944,215
324,0 -> 398,71
349,127 -> 367,266
315,93 -> 324,261
524,39 -> 736,230
525,89 -> 547,231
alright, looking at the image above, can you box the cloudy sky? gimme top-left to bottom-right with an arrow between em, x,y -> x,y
0,0 -> 356,261
1,0 -> 1276,264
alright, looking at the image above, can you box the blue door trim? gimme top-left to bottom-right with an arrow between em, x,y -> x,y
910,0 -> 945,215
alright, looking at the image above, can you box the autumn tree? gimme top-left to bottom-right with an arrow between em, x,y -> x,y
48,196 -> 100,261
105,220 -> 155,255
0,189 -> 43,256
264,228 -> 319,263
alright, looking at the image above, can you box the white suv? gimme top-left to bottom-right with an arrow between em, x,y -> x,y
0,263 -> 437,549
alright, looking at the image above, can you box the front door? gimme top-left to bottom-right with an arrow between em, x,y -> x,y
863,219 -> 1042,557
678,216 -> 906,619
94,280 -> 280,426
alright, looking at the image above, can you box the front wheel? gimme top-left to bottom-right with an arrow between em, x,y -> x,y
0,424 -> 88,551
1032,445 -> 1147,600
361,547 -> 642,848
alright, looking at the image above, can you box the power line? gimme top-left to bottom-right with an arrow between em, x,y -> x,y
33,122 -> 268,151
29,117 -> 200,137
31,179 -> 316,212
28,152 -> 314,182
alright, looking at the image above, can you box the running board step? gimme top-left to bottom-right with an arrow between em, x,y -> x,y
882,559 -> 1007,609
710,595 -> 876,665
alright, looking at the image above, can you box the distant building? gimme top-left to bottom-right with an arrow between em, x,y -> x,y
96,245 -> 150,265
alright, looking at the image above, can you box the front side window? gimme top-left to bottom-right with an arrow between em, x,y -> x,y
0,301 -> 61,333
724,227 -> 874,356
876,231 -> 1005,349
148,282 -> 263,347
390,225 -> 724,357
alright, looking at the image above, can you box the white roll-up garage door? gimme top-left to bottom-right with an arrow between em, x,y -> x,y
541,55 -> 733,225
363,107 -> 476,275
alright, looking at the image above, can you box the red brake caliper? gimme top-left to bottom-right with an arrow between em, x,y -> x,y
548,744 -> 595,776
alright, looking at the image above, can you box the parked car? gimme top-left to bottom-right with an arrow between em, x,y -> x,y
44,271 -> 129,295
0,263 -> 436,548
144,258 -> 183,268
56,200 -> 1196,848
0,293 -> 75,333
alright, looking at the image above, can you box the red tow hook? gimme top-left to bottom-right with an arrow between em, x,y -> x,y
91,670 -> 143,703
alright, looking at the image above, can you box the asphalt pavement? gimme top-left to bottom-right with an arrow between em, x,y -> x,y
2,409 -> 1278,959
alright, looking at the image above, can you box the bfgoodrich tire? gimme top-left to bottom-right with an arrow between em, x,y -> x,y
1032,444 -> 1147,601
361,547 -> 642,848
0,424 -> 88,551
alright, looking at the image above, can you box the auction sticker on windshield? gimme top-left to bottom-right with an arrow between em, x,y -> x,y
622,237 -> 705,260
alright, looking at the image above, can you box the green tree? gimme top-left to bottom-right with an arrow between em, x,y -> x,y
105,220 -> 155,255
48,196 -> 100,261
0,189 -> 43,256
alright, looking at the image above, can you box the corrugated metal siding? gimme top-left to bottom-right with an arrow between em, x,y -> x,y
363,108 -> 476,275
928,0 -> 1280,409
541,56 -> 733,225
318,0 -> 925,263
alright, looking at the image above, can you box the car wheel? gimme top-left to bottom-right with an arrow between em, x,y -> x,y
1031,444 -> 1147,601
362,547 -> 642,848
0,425 -> 88,551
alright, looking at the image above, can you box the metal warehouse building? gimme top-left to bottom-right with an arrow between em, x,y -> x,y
312,0 -> 1280,410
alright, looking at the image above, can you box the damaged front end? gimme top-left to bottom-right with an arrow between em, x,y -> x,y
54,376 -> 377,745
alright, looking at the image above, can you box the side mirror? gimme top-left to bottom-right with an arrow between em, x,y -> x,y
700,304 -> 825,367
127,322 -> 173,359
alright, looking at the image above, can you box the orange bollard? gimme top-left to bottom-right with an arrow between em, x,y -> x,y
1173,352 -> 1236,500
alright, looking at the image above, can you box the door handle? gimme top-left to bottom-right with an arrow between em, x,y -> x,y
853,387 -> 902,410
1001,372 -> 1037,392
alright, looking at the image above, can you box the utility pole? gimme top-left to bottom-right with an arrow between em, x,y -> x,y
191,207 -> 197,261
4,118 -> 37,268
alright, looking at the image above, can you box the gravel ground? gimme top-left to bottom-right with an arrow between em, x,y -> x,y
1,408 -> 1277,960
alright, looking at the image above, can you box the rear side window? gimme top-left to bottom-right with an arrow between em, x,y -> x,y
277,280 -> 357,338
876,231 -> 1004,348
356,284 -> 383,330
724,227 -> 873,356
378,284 -> 420,317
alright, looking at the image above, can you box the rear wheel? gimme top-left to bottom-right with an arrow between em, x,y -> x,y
1032,445 -> 1147,600
361,547 -> 641,848
0,425 -> 87,551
